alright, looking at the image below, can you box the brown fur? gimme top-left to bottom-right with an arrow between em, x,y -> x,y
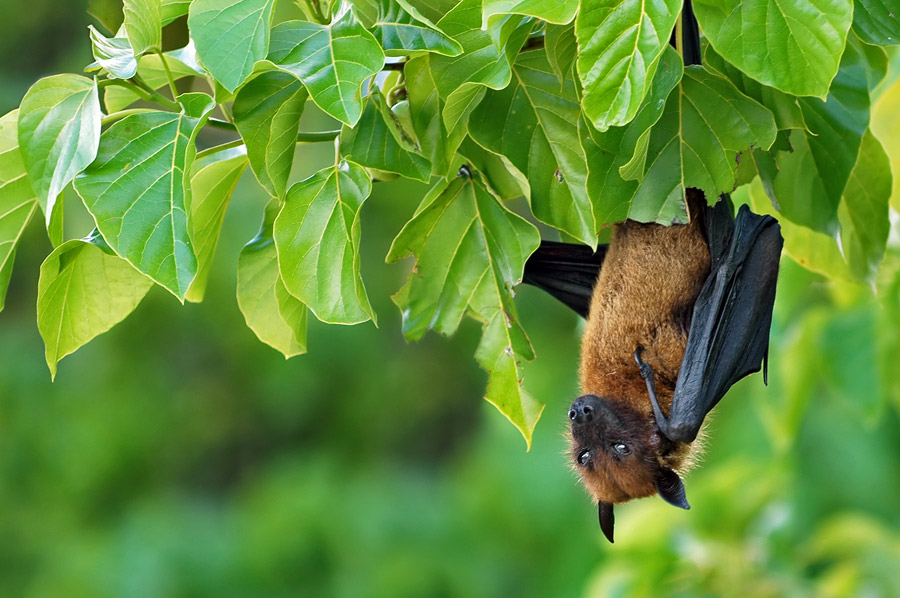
572,191 -> 711,505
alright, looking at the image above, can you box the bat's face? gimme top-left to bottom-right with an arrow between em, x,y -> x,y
567,394 -> 668,504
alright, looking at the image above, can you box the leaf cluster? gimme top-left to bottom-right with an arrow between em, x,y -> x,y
2,0 -> 897,444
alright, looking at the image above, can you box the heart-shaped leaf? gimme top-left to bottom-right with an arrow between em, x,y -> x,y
37,233 -> 153,379
469,50 -> 594,244
341,91 -> 432,182
269,13 -> 385,126
274,160 -> 376,325
18,74 -> 101,225
693,0 -> 853,97
186,147 -> 249,302
575,0 -> 681,131
387,173 -> 542,446
74,94 -> 215,299
89,25 -> 138,79
233,70 -> 307,198
189,0 -> 275,92
238,199 -> 308,358
0,111 -> 39,311
123,0 -> 162,55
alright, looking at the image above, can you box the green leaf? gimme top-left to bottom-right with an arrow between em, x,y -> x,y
580,47 -> 683,226
575,0 -> 681,131
0,111 -> 39,312
123,0 -> 163,55
482,0 -> 578,26
386,174 -> 542,446
89,25 -> 138,79
162,0 -> 192,25
703,45 -> 806,132
429,0 -> 532,127
469,50 -> 594,244
189,0 -> 275,92
693,0 -> 853,97
269,13 -> 385,126
74,94 -> 215,299
274,160 -> 375,325
37,233 -> 153,379
871,67 -> 900,212
622,66 -> 777,223
18,75 -> 101,226
766,39 -> 875,234
544,22 -> 577,85
458,137 -> 527,200
232,70 -> 307,198
852,0 -> 900,45
341,91 -> 432,183
372,0 -> 463,56
404,54 -> 467,176
186,147 -> 249,302
238,199 -> 307,358
837,130 -> 892,285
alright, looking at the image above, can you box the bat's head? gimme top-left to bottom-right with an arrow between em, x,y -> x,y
567,394 -> 690,542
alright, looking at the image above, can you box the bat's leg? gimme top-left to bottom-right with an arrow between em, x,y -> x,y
635,346 -> 671,434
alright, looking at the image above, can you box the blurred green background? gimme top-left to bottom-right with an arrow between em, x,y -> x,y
2,3 -> 900,597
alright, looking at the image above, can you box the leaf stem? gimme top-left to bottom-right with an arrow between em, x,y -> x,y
196,139 -> 245,160
101,108 -> 158,127
156,50 -> 180,99
675,12 -> 684,60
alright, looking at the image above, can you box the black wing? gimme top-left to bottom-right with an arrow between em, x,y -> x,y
521,241 -> 607,318
658,204 -> 783,443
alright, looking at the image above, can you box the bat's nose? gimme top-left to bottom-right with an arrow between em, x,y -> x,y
569,396 -> 596,424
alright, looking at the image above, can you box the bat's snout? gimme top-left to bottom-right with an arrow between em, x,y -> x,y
569,395 -> 602,425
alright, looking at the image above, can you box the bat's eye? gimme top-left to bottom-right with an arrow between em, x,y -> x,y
577,450 -> 591,467
613,442 -> 631,456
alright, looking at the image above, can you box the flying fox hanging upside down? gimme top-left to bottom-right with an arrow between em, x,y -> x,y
522,189 -> 783,543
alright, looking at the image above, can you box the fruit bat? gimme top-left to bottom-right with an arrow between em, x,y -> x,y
522,189 -> 783,543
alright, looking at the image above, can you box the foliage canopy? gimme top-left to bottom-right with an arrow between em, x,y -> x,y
2,0 -> 898,444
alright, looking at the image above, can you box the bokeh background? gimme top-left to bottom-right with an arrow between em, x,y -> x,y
2,2 -> 900,596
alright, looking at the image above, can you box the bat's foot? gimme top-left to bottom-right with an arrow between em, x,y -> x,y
634,346 -> 671,436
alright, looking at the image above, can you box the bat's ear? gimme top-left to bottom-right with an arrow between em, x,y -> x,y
655,468 -> 690,510
598,501 -> 615,543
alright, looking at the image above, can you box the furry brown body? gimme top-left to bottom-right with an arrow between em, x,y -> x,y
571,195 -> 710,506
